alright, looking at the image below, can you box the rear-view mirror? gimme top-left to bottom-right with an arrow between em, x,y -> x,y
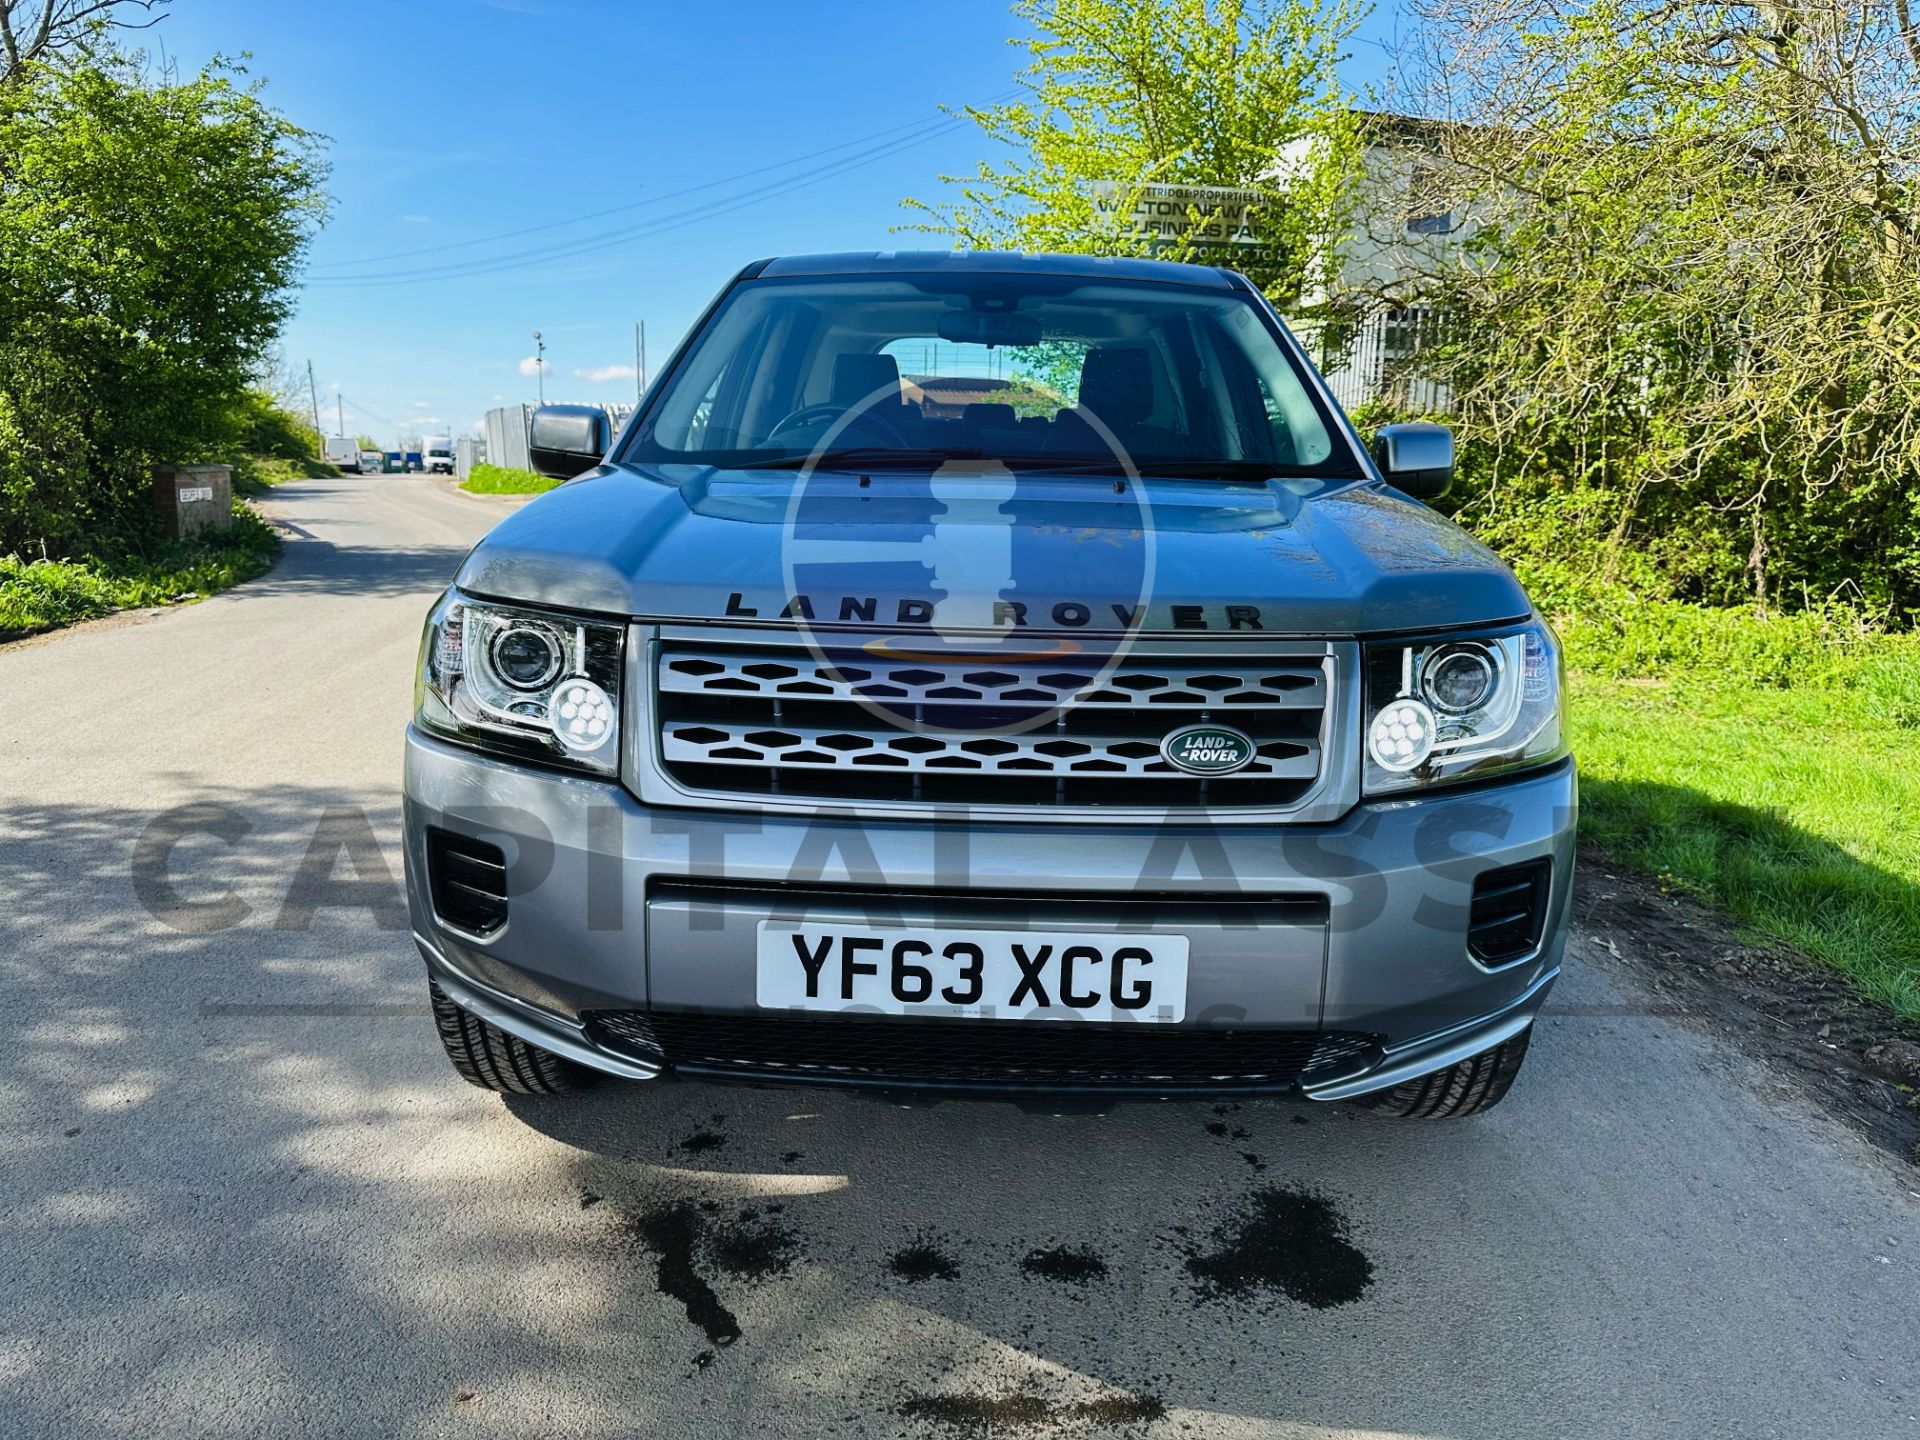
936,310 -> 1042,349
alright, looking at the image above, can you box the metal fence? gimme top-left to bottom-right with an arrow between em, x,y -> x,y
1293,306 -> 1451,415
483,405 -> 535,473
453,436 -> 486,480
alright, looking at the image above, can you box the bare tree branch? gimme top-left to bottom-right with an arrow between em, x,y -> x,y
0,0 -> 169,86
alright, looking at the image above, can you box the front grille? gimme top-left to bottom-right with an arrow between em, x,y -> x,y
1468,859 -> 1552,965
426,828 -> 508,935
652,635 -> 1332,811
587,1010 -> 1382,1093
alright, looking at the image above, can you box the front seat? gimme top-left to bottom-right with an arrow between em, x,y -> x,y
832,352 -> 907,413
1052,346 -> 1181,459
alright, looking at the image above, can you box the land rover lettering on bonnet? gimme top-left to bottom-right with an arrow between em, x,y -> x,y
404,251 -> 1574,1117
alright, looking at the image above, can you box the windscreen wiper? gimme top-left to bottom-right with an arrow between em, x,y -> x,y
751,447 -> 987,470
1126,459 -> 1327,480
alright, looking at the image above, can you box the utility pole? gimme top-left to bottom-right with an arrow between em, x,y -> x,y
532,331 -> 546,405
634,321 -> 645,404
336,394 -> 345,439
306,361 -> 321,444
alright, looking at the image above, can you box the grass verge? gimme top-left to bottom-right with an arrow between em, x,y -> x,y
230,454 -> 340,496
0,501 -> 281,641
1555,597 -> 1920,1022
462,461 -> 559,495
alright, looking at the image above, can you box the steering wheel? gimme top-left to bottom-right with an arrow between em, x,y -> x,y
767,402 -> 908,448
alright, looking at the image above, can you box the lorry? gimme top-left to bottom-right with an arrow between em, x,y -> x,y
403,252 -> 1574,1118
323,436 -> 361,471
423,436 -> 455,475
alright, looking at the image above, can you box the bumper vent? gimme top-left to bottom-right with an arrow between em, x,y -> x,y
426,829 -> 509,936
652,636 -> 1332,813
1468,859 -> 1551,966
587,1010 -> 1382,1095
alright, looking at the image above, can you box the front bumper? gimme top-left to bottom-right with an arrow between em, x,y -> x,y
404,725 -> 1576,1098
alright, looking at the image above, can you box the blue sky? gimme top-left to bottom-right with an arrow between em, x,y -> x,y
155,0 -> 1399,447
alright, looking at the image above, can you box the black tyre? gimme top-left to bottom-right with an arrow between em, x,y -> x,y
1357,1026 -> 1533,1118
428,978 -> 594,1094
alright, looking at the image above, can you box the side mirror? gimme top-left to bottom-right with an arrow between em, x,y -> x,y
1371,422 -> 1454,500
528,404 -> 611,480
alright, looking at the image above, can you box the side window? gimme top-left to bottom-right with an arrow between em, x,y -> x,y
1208,306 -> 1334,467
685,360 -> 729,450
1252,373 -> 1299,465
652,313 -> 753,451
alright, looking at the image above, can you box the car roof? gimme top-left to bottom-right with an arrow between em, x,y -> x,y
755,250 -> 1241,290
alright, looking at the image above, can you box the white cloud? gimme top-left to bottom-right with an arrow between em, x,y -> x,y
400,214 -> 432,225
573,364 -> 637,384
412,399 -> 431,409
517,356 -> 550,377
490,393 -> 504,402
415,416 -> 443,426
328,380 -> 342,392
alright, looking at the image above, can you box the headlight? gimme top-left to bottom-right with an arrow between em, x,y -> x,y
1363,622 -> 1564,794
415,590 -> 625,774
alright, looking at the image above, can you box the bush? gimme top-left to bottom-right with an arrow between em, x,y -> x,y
229,453 -> 340,496
225,389 -> 321,462
0,502 -> 281,640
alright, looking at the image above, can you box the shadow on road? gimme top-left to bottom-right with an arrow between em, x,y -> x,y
243,537 -> 473,599
2,781 -> 1916,1435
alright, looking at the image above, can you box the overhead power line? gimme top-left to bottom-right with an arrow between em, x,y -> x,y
312,97 -> 1011,274
305,116 -> 964,288
303,101 -> 1009,291
341,395 -> 401,430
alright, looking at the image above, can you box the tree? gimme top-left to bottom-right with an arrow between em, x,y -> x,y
225,389 -> 320,461
906,0 -> 1367,310
0,55 -> 325,554
1396,0 -> 1920,615
0,0 -> 168,86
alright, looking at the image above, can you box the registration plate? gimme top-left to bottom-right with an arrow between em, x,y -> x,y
754,922 -> 1190,1023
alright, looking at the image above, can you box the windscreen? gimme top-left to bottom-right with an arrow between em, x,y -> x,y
627,273 -> 1356,477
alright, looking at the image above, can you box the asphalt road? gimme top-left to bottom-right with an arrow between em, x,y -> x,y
1,472 -> 1916,1440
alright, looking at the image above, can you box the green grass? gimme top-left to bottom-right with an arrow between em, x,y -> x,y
462,461 -> 560,495
1564,623 -> 1920,1022
0,501 -> 281,641
229,454 -> 340,496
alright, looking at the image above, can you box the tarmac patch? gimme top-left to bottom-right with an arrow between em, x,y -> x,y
676,1129 -> 727,1156
623,1198 -> 802,1346
626,1203 -> 740,1347
1184,1186 -> 1373,1309
888,1235 -> 961,1283
1021,1245 -> 1108,1285
898,1389 -> 1166,1432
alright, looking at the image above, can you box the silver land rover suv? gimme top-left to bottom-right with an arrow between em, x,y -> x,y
404,252 -> 1575,1116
